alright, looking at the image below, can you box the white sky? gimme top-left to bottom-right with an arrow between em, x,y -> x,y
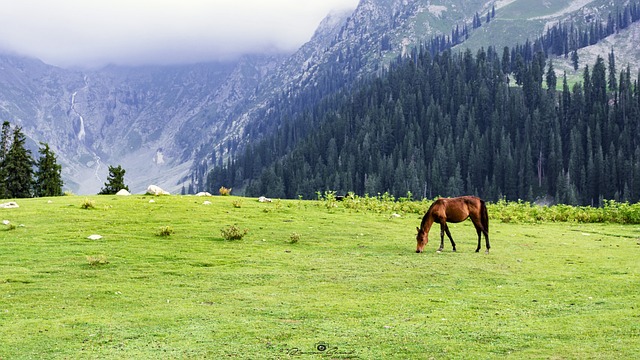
0,0 -> 359,69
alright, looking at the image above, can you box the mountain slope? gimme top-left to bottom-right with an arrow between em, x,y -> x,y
0,54 -> 283,193
1,0 -> 639,195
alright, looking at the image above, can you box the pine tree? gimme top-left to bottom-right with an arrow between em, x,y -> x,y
0,121 -> 11,198
571,50 -> 579,71
99,165 -> 129,195
34,142 -> 64,197
608,48 -> 617,92
4,126 -> 35,198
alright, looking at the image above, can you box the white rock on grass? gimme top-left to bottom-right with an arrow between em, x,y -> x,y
116,189 -> 131,196
87,235 -> 103,240
203,201 -> 212,205
146,185 -> 170,196
195,192 -> 212,197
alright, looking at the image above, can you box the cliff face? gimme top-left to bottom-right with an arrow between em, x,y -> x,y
0,55 -> 283,193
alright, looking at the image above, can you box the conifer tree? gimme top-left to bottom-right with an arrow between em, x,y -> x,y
99,165 -> 129,195
571,50 -> 579,71
34,142 -> 64,197
4,126 -> 34,198
0,121 -> 11,198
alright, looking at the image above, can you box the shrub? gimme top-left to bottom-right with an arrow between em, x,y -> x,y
232,199 -> 243,208
81,198 -> 96,209
86,255 -> 109,266
287,232 -> 301,244
219,186 -> 232,196
4,223 -> 17,231
157,226 -> 175,237
221,225 -> 248,241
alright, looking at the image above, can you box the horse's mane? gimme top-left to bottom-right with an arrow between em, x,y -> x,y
420,200 -> 440,229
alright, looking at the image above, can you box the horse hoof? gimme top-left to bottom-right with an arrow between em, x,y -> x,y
436,250 -> 442,253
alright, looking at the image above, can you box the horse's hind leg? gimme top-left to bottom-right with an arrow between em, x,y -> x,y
443,223 -> 456,252
471,218 -> 485,252
484,231 -> 490,254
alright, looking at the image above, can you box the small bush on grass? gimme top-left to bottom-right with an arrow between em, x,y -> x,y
157,226 -> 175,237
219,186 -> 232,196
232,199 -> 243,208
221,225 -> 248,241
86,255 -> 109,266
287,232 -> 301,244
4,223 -> 17,231
80,198 -> 96,210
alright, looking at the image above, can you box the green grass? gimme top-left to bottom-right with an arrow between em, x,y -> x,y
1,195 -> 639,359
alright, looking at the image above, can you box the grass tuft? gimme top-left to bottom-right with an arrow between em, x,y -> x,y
156,226 -> 175,237
220,224 -> 248,240
80,197 -> 96,209
86,255 -> 109,266
287,232 -> 301,244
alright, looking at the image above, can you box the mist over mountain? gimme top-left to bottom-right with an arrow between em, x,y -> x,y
1,0 -> 638,195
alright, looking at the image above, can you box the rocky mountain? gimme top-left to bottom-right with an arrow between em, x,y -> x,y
1,0 -> 637,194
0,54 -> 284,194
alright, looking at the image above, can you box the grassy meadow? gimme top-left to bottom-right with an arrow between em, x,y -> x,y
1,195 -> 639,359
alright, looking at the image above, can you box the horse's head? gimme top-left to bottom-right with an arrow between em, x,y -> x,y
416,227 -> 428,253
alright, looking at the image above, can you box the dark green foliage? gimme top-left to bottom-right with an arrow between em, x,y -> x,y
0,121 -> 11,198
204,2 -> 640,206
206,42 -> 640,206
34,143 -> 63,197
3,126 -> 34,198
99,165 -> 129,195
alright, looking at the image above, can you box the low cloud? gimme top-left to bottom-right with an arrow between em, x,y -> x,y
0,0 -> 358,68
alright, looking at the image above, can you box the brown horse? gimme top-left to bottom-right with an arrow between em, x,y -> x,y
416,196 -> 490,253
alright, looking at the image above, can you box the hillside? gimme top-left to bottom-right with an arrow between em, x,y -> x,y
0,55 -> 283,194
1,0 -> 639,195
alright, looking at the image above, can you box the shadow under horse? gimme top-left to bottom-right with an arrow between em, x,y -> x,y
416,196 -> 490,253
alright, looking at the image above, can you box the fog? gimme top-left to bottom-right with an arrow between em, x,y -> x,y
0,0 -> 358,68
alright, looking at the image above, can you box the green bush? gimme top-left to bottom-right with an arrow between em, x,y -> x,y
157,226 -> 175,237
86,255 -> 109,266
81,198 -> 96,210
287,232 -> 301,244
221,225 -> 248,241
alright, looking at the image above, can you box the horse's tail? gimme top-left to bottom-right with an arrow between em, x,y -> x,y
480,199 -> 489,232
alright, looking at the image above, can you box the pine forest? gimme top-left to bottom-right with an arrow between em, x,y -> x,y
206,44 -> 640,206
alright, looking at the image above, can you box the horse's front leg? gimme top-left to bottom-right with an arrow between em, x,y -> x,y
443,223 -> 456,252
437,225 -> 445,252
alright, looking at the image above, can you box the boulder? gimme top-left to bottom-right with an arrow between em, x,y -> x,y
146,185 -> 170,196
0,201 -> 19,209
116,189 -> 131,196
195,192 -> 212,197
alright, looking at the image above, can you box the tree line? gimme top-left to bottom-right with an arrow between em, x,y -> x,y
0,121 -> 64,199
206,43 -> 640,205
